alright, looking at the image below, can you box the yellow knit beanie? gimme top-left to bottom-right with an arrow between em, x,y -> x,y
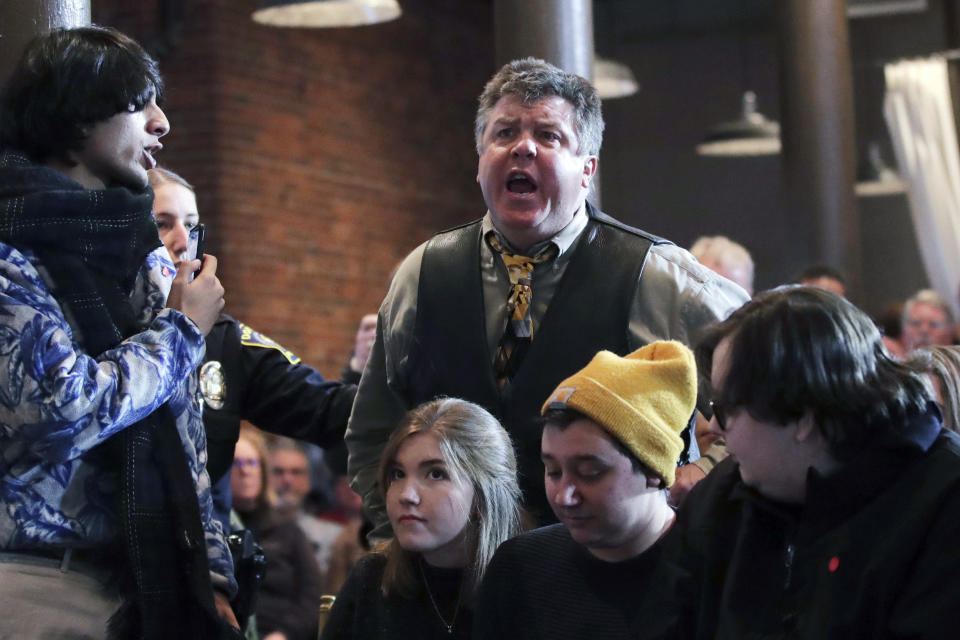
540,340 -> 697,487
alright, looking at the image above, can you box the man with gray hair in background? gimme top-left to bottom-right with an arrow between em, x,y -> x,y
689,235 -> 754,296
902,288 -> 956,354
346,58 -> 748,534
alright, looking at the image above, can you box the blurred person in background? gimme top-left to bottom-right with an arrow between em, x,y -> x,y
342,314 -> 377,384
901,288 -> 955,355
689,235 -> 754,296
233,427 -> 322,640
875,301 -> 905,358
269,438 -> 344,587
796,264 -> 846,298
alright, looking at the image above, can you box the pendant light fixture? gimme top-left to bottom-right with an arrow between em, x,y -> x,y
696,90 -> 781,156
252,0 -> 401,28
697,1 -> 780,157
593,56 -> 640,100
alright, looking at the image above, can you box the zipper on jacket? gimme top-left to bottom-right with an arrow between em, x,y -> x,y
783,542 -> 796,590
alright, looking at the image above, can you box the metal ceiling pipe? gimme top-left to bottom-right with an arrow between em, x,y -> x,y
0,0 -> 90,87
779,0 -> 860,297
493,0 -> 600,204
494,0 -> 594,78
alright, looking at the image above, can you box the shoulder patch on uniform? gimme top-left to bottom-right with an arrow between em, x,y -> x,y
238,322 -> 301,365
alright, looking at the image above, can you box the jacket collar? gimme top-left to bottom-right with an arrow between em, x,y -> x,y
731,404 -> 943,536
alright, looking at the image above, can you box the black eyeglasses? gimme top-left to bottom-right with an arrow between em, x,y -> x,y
710,399 -> 728,431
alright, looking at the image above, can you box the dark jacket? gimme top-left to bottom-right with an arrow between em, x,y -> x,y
240,508 -> 322,640
672,410 -> 960,640
202,314 -> 357,482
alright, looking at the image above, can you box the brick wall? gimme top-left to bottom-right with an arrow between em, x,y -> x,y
93,0 -> 492,377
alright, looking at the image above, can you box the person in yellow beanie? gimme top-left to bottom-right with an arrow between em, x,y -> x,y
472,340 -> 695,640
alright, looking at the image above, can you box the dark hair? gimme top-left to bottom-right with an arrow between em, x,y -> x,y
875,301 -> 904,341
796,264 -> 846,285
540,407 -> 649,475
696,286 -> 931,461
0,25 -> 163,164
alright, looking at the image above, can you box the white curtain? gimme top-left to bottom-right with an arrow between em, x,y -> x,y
884,57 -> 960,318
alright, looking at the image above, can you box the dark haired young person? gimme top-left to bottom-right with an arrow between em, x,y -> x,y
473,342 -> 692,640
0,26 -> 239,639
673,286 -> 960,639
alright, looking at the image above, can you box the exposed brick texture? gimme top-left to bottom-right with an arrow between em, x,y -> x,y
93,0 -> 493,377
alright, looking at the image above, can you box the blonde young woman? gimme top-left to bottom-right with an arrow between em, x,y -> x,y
321,398 -> 522,640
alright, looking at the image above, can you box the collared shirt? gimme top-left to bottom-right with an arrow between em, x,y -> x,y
346,207 -> 749,530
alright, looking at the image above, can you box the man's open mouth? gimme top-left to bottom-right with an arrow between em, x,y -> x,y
507,172 -> 537,194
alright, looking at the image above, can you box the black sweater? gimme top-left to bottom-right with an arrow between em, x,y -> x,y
473,524 -> 681,640
240,508 -> 322,640
321,553 -> 472,640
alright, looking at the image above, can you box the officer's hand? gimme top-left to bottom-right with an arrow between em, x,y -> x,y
669,463 -> 706,508
213,590 -> 241,631
169,254 -> 225,336
350,313 -> 378,374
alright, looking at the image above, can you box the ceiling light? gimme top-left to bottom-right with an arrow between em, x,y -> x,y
252,0 -> 401,28
696,91 -> 781,156
593,57 -> 640,100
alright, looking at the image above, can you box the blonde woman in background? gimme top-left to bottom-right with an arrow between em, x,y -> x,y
232,426 -> 322,640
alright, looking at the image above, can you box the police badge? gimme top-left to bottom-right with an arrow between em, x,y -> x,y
200,360 -> 226,410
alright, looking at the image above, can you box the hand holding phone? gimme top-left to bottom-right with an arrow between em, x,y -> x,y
186,223 -> 206,280
170,253 -> 224,336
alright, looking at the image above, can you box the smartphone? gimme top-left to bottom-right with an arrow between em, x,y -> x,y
186,223 -> 206,280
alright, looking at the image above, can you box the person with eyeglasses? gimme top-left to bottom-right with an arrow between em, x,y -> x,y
901,288 -> 956,355
670,285 -> 960,640
232,426 -> 323,640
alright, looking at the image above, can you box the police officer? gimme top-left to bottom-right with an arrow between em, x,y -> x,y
149,167 -> 358,526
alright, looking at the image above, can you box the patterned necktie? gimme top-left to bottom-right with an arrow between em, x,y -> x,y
487,232 -> 558,386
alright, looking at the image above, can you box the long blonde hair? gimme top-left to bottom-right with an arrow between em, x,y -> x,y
917,345 -> 960,432
377,398 -> 521,599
